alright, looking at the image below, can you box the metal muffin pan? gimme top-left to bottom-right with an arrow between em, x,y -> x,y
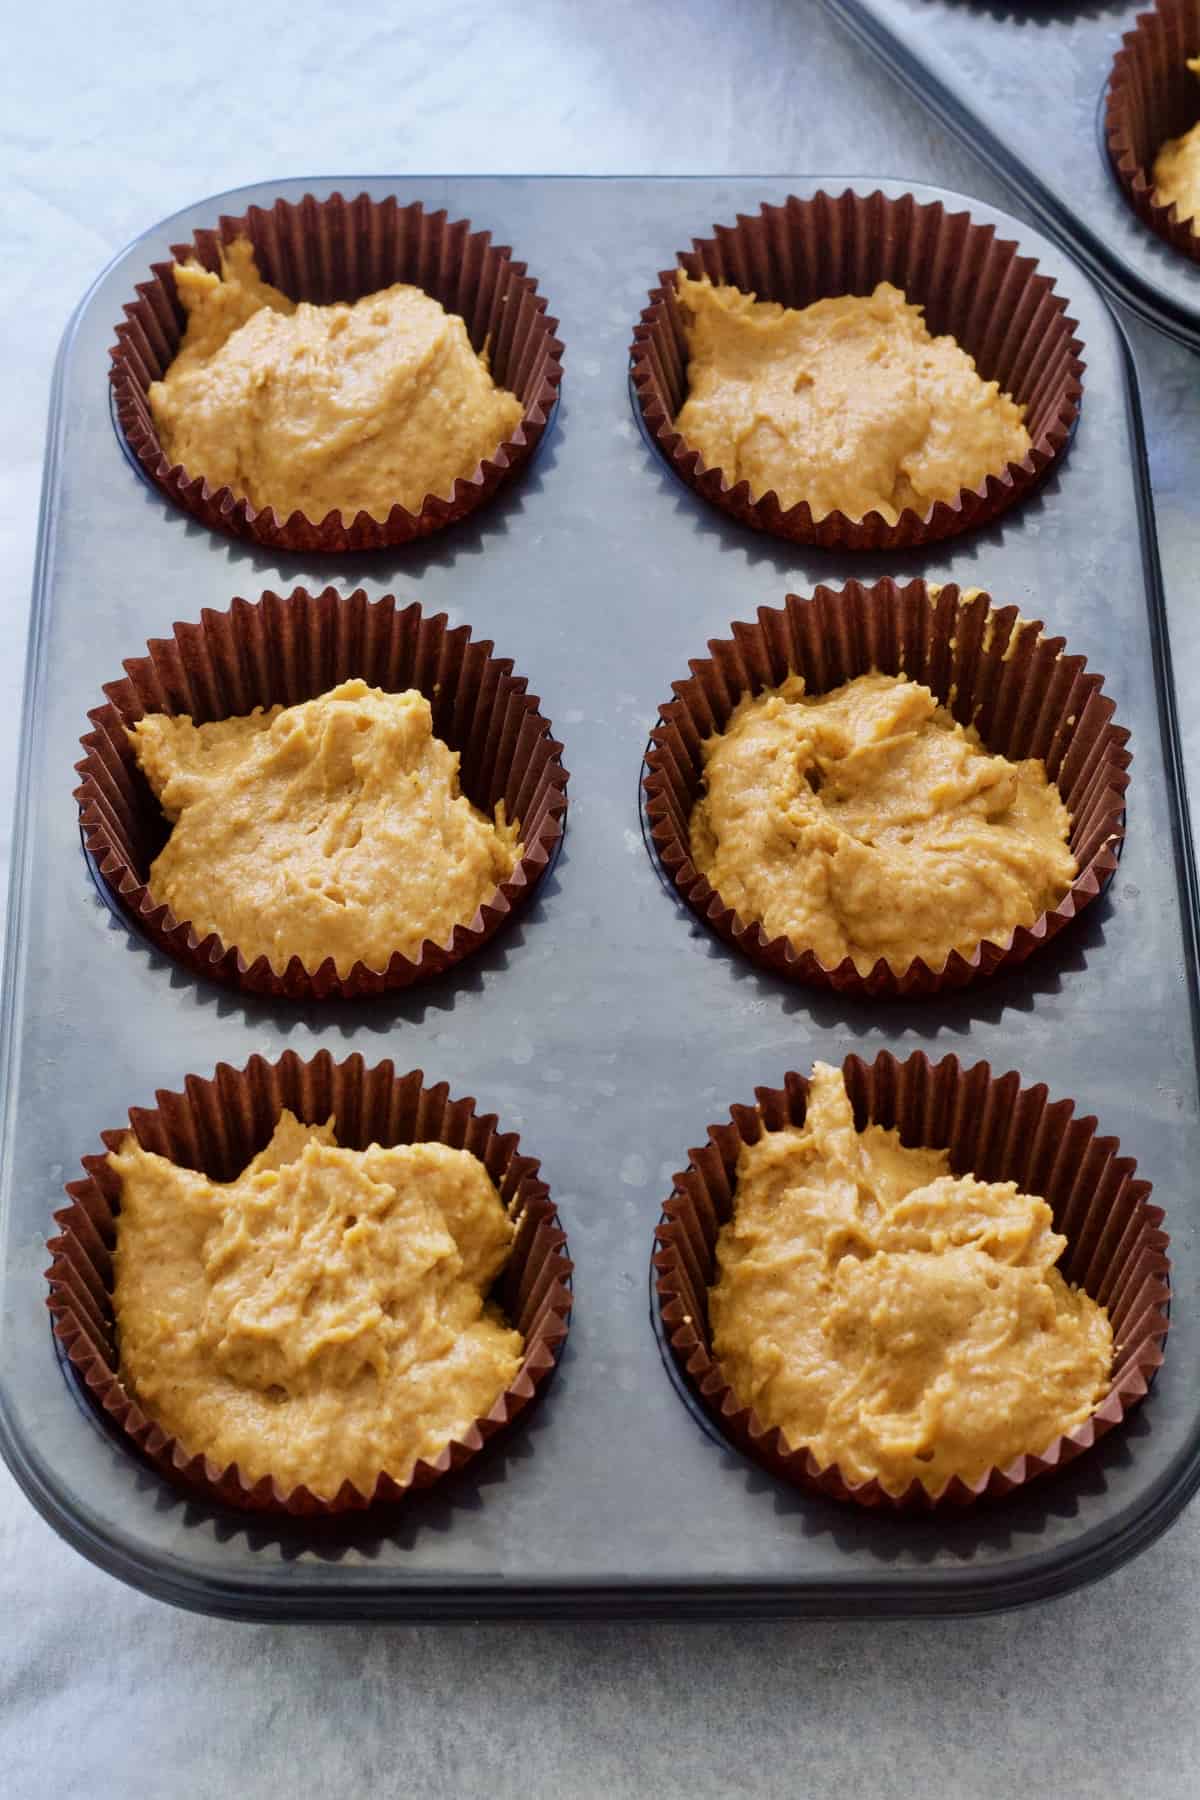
2,175 -> 1199,1620
824,0 -> 1200,349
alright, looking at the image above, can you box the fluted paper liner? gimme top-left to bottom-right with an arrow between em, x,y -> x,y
110,191 -> 564,551
45,1051 -> 573,1516
630,189 -> 1084,551
643,578 -> 1128,997
654,1049 -> 1169,1511
74,587 -> 569,999
1107,0 -> 1200,266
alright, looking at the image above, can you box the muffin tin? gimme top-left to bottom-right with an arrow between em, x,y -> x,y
3,175 -> 1200,1620
824,0 -> 1200,349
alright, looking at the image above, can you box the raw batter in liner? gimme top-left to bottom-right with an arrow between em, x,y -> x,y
111,1112 -> 523,1499
709,1063 -> 1112,1496
147,238 -> 524,521
129,679 -> 522,976
1153,57 -> 1200,227
673,275 -> 1032,525
689,670 -> 1075,975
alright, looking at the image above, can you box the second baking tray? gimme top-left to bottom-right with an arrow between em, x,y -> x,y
825,0 -> 1200,350
2,175 -> 1199,1619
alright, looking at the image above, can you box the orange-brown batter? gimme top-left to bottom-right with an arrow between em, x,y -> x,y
689,671 -> 1075,974
1153,58 -> 1200,227
130,679 -> 521,975
111,1112 -> 523,1498
673,275 -> 1031,523
710,1063 -> 1113,1495
148,238 -> 524,520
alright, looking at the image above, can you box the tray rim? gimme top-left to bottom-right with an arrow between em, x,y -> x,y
4,172 -> 1200,1621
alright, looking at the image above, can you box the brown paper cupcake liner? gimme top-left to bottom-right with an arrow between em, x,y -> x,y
74,586 -> 569,999
643,577 -> 1128,998
45,1050 -> 573,1516
654,1049 -> 1169,1511
630,189 -> 1084,551
1107,1 -> 1200,266
110,191 -> 564,551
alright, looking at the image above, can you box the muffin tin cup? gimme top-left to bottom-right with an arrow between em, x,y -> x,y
110,190 -> 565,552
642,576 -> 1129,998
653,1048 -> 1170,1512
45,1049 -> 574,1517
1107,1 -> 1200,268
630,188 -> 1084,551
74,585 -> 569,1000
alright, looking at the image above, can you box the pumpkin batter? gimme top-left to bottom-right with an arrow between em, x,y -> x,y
147,237 -> 524,521
130,679 -> 522,976
672,275 -> 1032,524
1153,58 -> 1200,227
110,1111 -> 524,1498
689,671 -> 1075,975
710,1063 -> 1112,1496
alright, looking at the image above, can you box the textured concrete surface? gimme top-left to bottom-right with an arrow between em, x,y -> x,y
3,3 -> 1198,1796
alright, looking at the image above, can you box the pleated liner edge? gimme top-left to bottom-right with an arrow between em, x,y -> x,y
1106,0 -> 1200,268
110,190 -> 565,551
45,1050 -> 574,1516
629,188 -> 1084,551
74,586 -> 570,1000
642,577 -> 1129,998
653,1048 -> 1169,1511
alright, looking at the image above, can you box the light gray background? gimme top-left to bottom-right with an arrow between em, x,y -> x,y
3,2 -> 1198,1796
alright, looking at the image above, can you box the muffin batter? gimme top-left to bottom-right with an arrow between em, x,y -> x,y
673,275 -> 1031,524
130,679 -> 522,975
147,238 -> 524,521
710,1063 -> 1112,1496
1153,58 -> 1200,227
111,1111 -> 524,1498
689,671 -> 1075,975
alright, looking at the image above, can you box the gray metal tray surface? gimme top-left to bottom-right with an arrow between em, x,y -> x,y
825,0 -> 1200,349
2,175 -> 1199,1622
